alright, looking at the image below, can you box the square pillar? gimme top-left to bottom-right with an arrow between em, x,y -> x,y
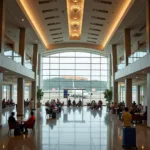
111,44 -> 118,103
31,81 -> 37,109
124,28 -> 131,66
136,85 -> 140,105
146,0 -> 150,53
125,78 -> 132,108
19,28 -> 26,65
17,78 -> 24,116
0,0 -> 5,53
113,82 -> 118,103
147,73 -> 150,127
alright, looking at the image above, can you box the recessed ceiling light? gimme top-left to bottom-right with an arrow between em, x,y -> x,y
5,71 -> 8,73
72,33 -> 79,37
22,18 -> 25,21
71,5 -> 81,12
73,0 -> 78,2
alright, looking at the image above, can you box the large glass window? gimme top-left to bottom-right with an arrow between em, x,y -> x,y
41,51 -> 108,105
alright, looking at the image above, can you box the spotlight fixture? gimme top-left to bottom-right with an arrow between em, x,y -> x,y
73,0 -> 78,2
71,21 -> 80,26
71,5 -> 81,13
72,33 -> 79,37
22,18 -> 25,21
67,0 -> 85,40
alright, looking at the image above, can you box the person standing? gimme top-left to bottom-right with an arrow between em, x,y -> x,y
122,107 -> 132,127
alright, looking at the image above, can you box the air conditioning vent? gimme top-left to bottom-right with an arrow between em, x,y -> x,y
49,28 -> 61,31
39,0 -> 57,4
92,9 -> 108,13
47,22 -> 61,26
53,37 -> 63,40
89,28 -> 101,32
45,16 -> 59,20
87,40 -> 96,44
91,16 -> 106,20
42,8 -> 58,13
90,23 -> 103,26
87,37 -> 97,40
88,33 -> 99,36
93,0 -> 112,5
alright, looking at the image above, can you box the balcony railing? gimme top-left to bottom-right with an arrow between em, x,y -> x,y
4,47 -> 21,64
4,45 -> 33,70
25,59 -> 32,70
117,60 -> 125,70
128,50 -> 147,64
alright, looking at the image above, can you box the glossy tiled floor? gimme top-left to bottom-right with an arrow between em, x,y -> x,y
0,106 -> 150,150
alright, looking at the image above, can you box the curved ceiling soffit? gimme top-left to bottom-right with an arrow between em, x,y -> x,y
41,45 -> 109,57
47,43 -> 104,51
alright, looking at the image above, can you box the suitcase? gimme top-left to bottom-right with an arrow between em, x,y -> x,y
14,127 -> 21,136
119,112 -> 122,121
122,127 -> 137,149
52,112 -> 56,119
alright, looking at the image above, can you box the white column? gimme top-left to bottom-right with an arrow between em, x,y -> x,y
10,84 -> 14,100
147,73 -> 150,127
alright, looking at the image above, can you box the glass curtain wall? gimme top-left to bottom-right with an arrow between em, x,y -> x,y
41,51 -> 108,105
2,85 -> 10,100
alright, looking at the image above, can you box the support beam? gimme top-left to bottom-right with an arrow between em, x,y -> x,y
124,28 -> 131,66
19,28 -> 26,65
31,44 -> 38,109
146,0 -> 150,53
32,44 -> 38,73
0,0 -> 5,53
31,81 -> 36,109
111,45 -> 118,103
147,73 -> 150,127
136,85 -> 140,105
146,0 -> 150,127
17,78 -> 24,116
125,78 -> 132,108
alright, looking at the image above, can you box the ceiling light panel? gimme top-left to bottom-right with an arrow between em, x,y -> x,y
66,0 -> 85,40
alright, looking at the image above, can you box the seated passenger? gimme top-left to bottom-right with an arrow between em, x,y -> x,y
137,104 -> 143,112
23,111 -> 36,133
122,107 -> 132,127
97,100 -> 102,108
68,99 -> 71,107
114,102 -> 118,108
8,112 -> 18,125
73,100 -> 76,106
77,99 -> 82,107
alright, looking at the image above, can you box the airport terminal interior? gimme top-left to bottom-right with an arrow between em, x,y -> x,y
0,0 -> 150,149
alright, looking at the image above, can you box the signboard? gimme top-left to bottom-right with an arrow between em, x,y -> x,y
64,89 -> 68,98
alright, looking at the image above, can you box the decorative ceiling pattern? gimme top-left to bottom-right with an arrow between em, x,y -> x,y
17,0 -> 134,50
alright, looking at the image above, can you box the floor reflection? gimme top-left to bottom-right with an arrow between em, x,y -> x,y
0,106 -> 150,150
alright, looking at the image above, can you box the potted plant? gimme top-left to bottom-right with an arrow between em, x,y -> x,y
103,89 -> 112,107
37,88 -> 44,107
